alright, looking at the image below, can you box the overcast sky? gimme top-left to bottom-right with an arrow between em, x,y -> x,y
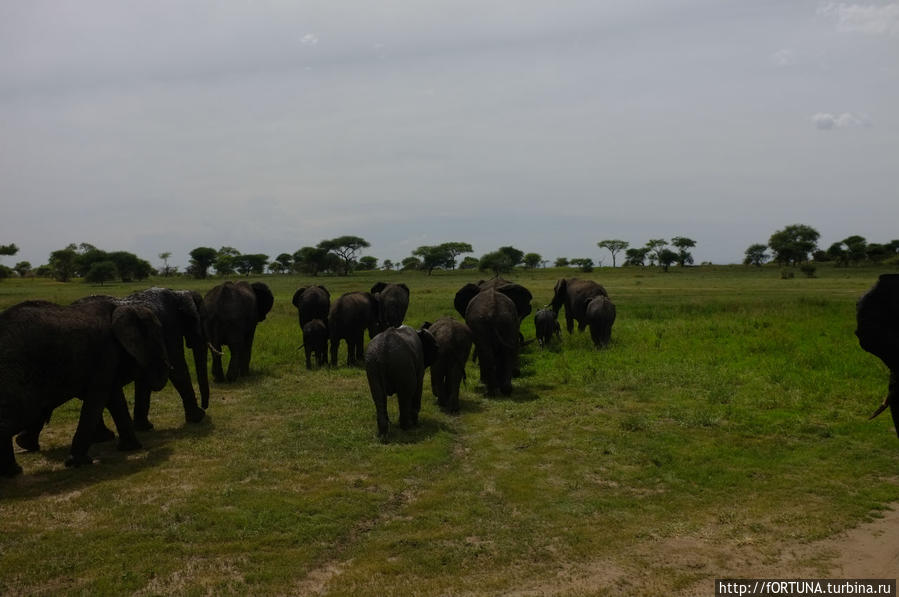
1,1 -> 897,269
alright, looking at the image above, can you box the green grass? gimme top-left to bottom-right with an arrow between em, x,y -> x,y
1,265 -> 897,595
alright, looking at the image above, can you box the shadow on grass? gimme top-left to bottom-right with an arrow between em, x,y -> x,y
381,416 -> 455,445
1,418 -> 215,501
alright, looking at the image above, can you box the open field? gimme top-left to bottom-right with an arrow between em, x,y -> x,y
1,265 -> 898,596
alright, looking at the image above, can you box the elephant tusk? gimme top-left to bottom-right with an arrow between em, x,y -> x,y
869,396 -> 891,420
297,344 -> 304,351
207,342 -> 224,356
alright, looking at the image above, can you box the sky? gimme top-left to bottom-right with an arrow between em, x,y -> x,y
1,1 -> 897,270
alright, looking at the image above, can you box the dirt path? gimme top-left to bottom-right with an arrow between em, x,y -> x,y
831,506 -> 899,578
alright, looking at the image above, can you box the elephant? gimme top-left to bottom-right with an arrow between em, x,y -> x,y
204,281 -> 274,382
534,308 -> 561,348
364,325 -> 438,436
370,282 -> 410,332
550,278 -> 609,334
1,300 -> 169,475
455,278 -> 533,323
456,287 -> 522,396
422,317 -> 473,414
585,295 -> 617,348
292,285 -> 330,328
14,288 -> 209,450
329,291 -> 379,367
301,319 -> 328,370
856,273 -> 899,437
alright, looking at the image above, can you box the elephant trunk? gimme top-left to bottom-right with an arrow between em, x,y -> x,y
194,342 -> 210,409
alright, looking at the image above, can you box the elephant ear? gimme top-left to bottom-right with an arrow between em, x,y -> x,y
497,283 -> 533,319
396,283 -> 410,296
550,279 -> 568,313
292,287 -> 307,308
317,285 -> 330,298
454,283 -> 481,318
112,305 -> 170,390
418,329 -> 439,369
252,283 -> 275,322
370,281 -> 388,295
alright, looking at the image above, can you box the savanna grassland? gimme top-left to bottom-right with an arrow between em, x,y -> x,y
1,265 -> 897,596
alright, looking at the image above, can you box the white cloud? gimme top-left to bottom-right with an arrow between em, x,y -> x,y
301,33 -> 319,46
811,111 -> 871,129
771,48 -> 796,67
817,2 -> 899,36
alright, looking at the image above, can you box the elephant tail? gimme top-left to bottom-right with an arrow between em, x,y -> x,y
869,395 -> 892,420
207,342 -> 224,356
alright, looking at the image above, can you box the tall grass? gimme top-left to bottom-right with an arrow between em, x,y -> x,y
1,265 -> 896,595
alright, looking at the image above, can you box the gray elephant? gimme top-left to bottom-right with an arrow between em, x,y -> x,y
550,278 -> 609,333
301,319 -> 328,370
534,308 -> 561,348
1,300 -> 169,475
364,325 -> 438,436
856,274 -> 899,437
585,295 -> 616,348
329,291 -> 379,367
422,317 -> 473,414
204,281 -> 274,382
455,284 -> 526,396
455,278 -> 533,323
370,282 -> 410,331
292,285 -> 330,328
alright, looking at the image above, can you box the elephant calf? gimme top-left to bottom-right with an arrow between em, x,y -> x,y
301,319 -> 328,370
423,318 -> 473,414
586,296 -> 616,348
534,308 -> 561,348
364,326 -> 437,437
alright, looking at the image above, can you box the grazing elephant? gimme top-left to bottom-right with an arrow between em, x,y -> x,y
204,281 -> 274,382
550,278 -> 609,333
422,318 -> 473,414
370,282 -> 410,332
586,295 -> 617,348
301,319 -> 328,370
329,291 -> 379,367
292,285 -> 330,328
364,325 -> 438,437
856,273 -> 899,437
534,308 -> 561,348
1,300 -> 169,475
456,287 -> 521,396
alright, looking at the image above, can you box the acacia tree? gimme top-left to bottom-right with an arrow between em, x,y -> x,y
624,247 -> 648,266
842,235 -> 867,265
293,247 -> 330,276
85,261 -> 118,285
13,261 -> 31,277
48,248 -> 78,282
768,224 -> 820,266
743,244 -> 769,267
318,236 -> 369,276
440,242 -> 473,269
670,236 -> 696,267
597,240 -> 628,267
479,251 -> 514,276
644,239 -> 667,267
188,247 -> 218,279
658,249 -> 678,272
523,253 -> 542,269
412,245 -> 452,275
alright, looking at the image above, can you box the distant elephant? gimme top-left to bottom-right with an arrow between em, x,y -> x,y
371,282 -> 410,332
456,286 -> 522,396
423,317 -> 473,414
1,300 -> 169,475
585,295 -> 616,348
534,308 -> 561,348
329,291 -> 379,367
364,325 -> 438,436
292,285 -> 330,328
550,278 -> 609,333
301,319 -> 328,370
204,281 -> 274,382
455,278 -> 533,323
856,273 -> 899,437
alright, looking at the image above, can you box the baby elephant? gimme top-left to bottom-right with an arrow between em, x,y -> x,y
586,296 -> 616,348
301,319 -> 328,370
534,308 -> 561,348
364,326 -> 438,437
423,318 -> 473,414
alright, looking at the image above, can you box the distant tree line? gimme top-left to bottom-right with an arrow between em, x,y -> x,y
744,224 -> 899,268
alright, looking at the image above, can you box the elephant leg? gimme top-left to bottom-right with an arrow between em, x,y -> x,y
67,393 -> 106,467
565,314 -> 575,334
889,372 -> 899,439
241,329 -> 255,377
447,365 -> 464,413
578,320 -> 588,332
211,343 -> 226,382
226,340 -> 244,382
92,415 -> 116,443
353,331 -> 365,366
15,418 -> 45,452
168,359 -> 205,424
305,345 -> 313,370
366,370 -> 389,437
1,437 -> 22,477
133,380 -> 154,431
478,346 -> 498,396
431,360 -> 447,407
330,335 -> 340,368
106,387 -> 142,452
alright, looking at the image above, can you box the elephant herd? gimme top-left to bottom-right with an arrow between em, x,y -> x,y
4,271 -> 895,478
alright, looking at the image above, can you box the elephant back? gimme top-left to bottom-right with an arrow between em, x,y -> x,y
465,289 -> 520,347
292,286 -> 330,327
371,282 -> 410,329
856,274 -> 899,370
330,292 -> 378,333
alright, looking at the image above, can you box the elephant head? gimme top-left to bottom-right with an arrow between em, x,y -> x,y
111,305 -> 170,392
856,274 -> 899,436
418,327 -> 438,369
251,282 -> 275,322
